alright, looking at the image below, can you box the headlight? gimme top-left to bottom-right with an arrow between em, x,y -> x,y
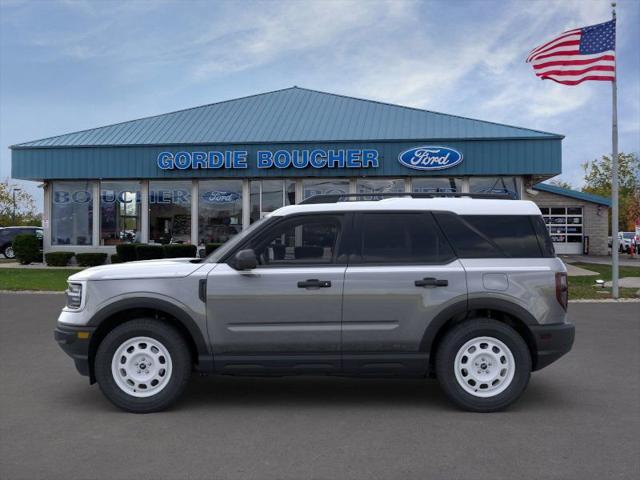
66,283 -> 83,309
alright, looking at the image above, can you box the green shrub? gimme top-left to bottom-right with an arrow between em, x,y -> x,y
135,245 -> 164,261
45,252 -> 75,267
115,243 -> 138,262
75,253 -> 107,267
163,244 -> 197,258
110,254 -> 121,264
12,234 -> 41,265
205,243 -> 224,256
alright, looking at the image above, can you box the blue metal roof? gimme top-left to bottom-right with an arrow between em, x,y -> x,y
533,183 -> 611,206
12,87 -> 562,148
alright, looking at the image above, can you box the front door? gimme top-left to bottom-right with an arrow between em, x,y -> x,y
341,212 -> 467,374
207,213 -> 348,374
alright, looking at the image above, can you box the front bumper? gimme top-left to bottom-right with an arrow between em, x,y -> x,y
530,322 -> 575,371
54,324 -> 96,378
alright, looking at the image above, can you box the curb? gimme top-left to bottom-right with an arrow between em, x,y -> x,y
569,298 -> 640,303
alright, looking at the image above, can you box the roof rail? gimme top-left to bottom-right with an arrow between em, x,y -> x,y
299,192 -> 514,204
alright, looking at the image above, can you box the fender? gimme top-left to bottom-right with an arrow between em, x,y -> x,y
419,297 -> 538,353
88,297 -> 213,371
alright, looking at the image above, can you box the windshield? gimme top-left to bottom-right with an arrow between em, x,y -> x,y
206,217 -> 271,263
622,232 -> 635,239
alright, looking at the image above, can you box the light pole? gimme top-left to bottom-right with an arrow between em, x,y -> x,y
12,188 -> 22,224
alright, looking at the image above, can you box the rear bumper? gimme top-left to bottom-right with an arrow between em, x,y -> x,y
54,324 -> 95,378
530,322 -> 575,371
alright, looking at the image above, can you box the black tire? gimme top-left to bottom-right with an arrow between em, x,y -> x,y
435,318 -> 531,412
94,319 -> 192,413
3,244 -> 15,259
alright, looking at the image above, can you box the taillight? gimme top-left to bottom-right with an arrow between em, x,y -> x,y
555,272 -> 568,310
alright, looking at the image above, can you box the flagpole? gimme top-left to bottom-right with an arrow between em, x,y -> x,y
611,1 -> 619,298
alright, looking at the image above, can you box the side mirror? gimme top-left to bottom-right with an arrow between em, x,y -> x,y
233,249 -> 258,270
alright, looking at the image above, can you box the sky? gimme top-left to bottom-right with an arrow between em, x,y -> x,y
1,0 -> 639,211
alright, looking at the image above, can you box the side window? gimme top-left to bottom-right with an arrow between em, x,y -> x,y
357,213 -> 454,264
462,215 -> 543,258
530,216 -> 555,257
248,215 -> 343,266
435,212 -> 544,258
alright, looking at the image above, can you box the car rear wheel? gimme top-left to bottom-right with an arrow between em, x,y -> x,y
436,318 -> 531,412
95,319 -> 192,413
3,245 -> 15,259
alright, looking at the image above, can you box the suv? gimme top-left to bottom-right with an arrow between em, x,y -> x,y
0,226 -> 43,258
54,196 -> 574,413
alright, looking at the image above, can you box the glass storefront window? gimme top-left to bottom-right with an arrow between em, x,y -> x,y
356,178 -> 405,195
198,180 -> 243,245
302,179 -> 350,200
100,181 -> 141,245
469,177 -> 519,198
249,180 -> 295,223
149,181 -> 192,244
412,177 -> 461,193
51,181 -> 93,246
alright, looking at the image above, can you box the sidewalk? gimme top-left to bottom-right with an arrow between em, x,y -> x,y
0,261 -> 82,270
560,254 -> 640,267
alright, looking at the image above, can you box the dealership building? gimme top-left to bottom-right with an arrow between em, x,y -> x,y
10,87 -> 611,256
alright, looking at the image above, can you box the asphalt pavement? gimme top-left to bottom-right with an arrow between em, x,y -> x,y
0,293 -> 638,480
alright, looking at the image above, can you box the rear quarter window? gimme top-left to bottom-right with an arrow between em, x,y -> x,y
434,213 -> 546,258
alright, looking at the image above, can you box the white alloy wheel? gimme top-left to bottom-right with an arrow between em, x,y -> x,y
453,336 -> 515,398
5,246 -> 15,258
110,336 -> 173,398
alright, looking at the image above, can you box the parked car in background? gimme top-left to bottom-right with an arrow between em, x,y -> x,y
0,226 -> 43,259
619,232 -> 635,253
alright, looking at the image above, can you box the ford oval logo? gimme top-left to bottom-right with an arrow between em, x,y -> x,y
200,191 -> 240,203
398,146 -> 463,171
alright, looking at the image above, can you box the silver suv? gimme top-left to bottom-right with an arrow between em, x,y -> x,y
54,195 -> 574,413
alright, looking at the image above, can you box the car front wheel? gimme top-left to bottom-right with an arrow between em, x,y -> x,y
94,319 -> 192,413
3,245 -> 15,259
436,319 -> 531,412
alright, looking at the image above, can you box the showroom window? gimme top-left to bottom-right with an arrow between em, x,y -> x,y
250,180 -> 296,223
51,181 -> 93,246
412,177 -> 461,193
356,178 -> 405,196
198,179 -> 243,245
149,181 -> 192,244
302,179 -> 350,200
469,177 -> 519,198
100,181 -> 141,245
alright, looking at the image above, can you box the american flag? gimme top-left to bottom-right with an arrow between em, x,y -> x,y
526,19 -> 616,85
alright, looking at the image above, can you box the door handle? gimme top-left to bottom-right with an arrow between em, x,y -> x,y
297,279 -> 332,289
415,277 -> 448,287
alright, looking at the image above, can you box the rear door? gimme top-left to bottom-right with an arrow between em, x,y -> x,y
206,213 -> 349,373
341,211 -> 467,374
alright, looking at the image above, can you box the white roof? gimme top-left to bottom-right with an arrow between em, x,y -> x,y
272,197 -> 541,216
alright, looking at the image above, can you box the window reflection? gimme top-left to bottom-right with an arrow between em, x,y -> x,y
100,181 -> 141,245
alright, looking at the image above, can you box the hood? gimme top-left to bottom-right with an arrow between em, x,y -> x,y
69,258 -> 205,281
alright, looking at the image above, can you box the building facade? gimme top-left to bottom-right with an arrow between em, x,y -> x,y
10,87 -> 610,257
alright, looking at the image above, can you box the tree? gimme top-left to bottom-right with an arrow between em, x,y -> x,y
547,177 -> 573,190
0,180 -> 41,227
582,153 -> 640,231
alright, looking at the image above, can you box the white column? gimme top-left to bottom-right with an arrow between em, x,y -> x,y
43,182 -> 52,251
92,181 -> 100,246
461,177 -> 470,193
349,178 -> 357,194
140,180 -> 149,243
191,180 -> 199,245
295,179 -> 303,204
242,179 -> 251,229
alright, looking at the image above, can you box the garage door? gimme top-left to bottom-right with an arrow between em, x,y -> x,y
540,207 -> 583,254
